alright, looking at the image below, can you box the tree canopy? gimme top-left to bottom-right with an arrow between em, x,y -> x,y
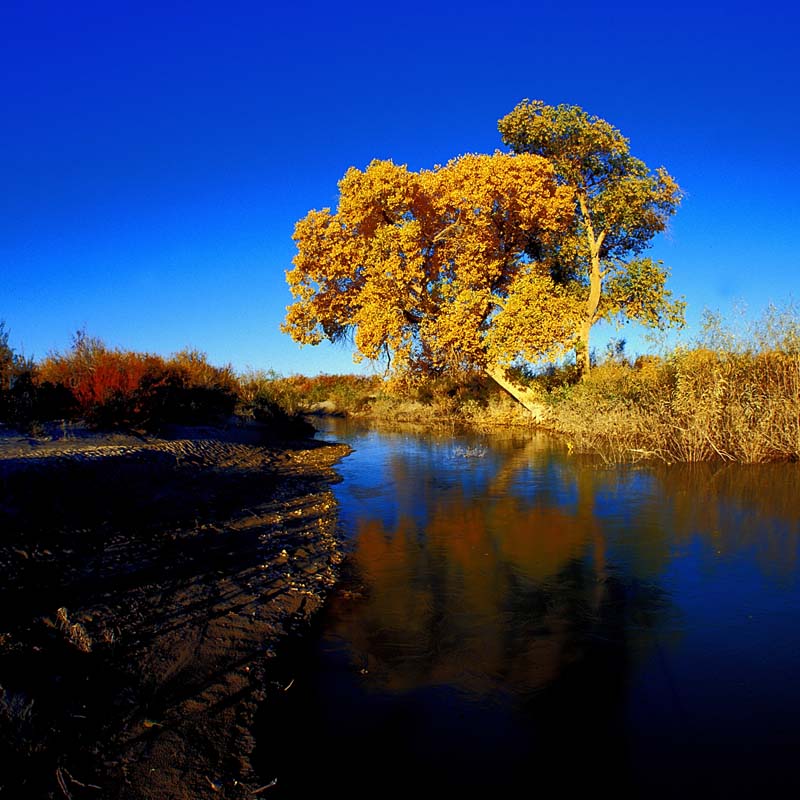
283,101 -> 685,404
283,152 -> 579,383
498,99 -> 685,375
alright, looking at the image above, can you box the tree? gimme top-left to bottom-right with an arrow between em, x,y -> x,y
0,321 -> 15,391
498,99 -> 685,377
0,321 -> 33,391
282,152 -> 579,410
0,321 -> 37,425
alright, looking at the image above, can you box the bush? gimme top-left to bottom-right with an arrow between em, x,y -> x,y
238,371 -> 381,417
141,350 -> 238,427
0,323 -> 47,429
542,303 -> 800,463
35,334 -> 238,430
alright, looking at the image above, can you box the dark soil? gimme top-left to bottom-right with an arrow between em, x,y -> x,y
0,427 -> 350,799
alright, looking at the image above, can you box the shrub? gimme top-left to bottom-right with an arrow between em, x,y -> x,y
143,350 -> 238,426
543,303 -> 800,463
0,323 -> 48,429
238,371 -> 381,417
35,334 -> 238,429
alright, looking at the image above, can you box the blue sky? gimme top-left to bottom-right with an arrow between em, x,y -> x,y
2,0 -> 799,375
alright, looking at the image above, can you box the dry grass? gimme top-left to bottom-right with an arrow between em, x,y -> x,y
244,308 -> 800,462
204,303 -> 800,462
546,344 -> 800,464
4,302 -> 798,465
348,385 -> 537,431
55,607 -> 93,653
238,371 -> 380,417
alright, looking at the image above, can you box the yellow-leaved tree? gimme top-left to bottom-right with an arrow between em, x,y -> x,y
498,100 -> 685,377
282,152 -> 579,410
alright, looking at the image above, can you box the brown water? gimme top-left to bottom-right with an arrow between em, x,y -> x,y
256,422 -> 800,798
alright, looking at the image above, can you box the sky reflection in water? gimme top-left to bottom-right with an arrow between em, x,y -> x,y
261,422 -> 800,797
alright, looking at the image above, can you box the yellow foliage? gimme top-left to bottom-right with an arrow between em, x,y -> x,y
283,152 -> 577,376
498,99 -> 684,376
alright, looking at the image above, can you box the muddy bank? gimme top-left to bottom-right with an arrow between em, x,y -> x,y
0,430 -> 350,799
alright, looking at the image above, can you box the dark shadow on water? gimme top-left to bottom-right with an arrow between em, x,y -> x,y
254,557 -> 671,798
256,424 -> 800,798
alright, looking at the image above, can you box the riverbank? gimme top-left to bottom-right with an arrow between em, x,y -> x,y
311,347 -> 800,464
0,425 -> 350,799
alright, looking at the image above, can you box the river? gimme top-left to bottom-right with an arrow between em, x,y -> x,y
256,421 -> 800,797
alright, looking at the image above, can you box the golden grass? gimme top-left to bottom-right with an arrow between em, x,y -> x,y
546,349 -> 800,463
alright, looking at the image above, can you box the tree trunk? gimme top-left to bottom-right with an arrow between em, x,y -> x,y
485,365 -> 549,423
576,193 -> 605,381
577,258 -> 601,380
576,319 -> 592,379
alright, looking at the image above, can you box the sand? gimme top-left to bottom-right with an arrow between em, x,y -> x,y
0,424 -> 350,799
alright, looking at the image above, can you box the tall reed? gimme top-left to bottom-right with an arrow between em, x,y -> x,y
545,304 -> 800,463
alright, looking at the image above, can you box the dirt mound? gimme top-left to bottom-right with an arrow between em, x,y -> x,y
0,435 -> 350,799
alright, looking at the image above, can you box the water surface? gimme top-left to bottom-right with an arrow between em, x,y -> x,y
258,422 -> 800,797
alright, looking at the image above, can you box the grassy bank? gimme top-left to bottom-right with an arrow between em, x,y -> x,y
529,305 -> 800,463
3,305 -> 798,463
262,307 -> 800,464
0,328 -> 314,437
253,308 -> 800,464
539,347 -> 800,463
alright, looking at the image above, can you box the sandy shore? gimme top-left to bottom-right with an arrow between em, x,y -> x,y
0,425 -> 350,799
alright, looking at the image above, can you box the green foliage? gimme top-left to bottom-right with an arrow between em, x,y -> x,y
498,99 -> 684,375
498,100 -> 681,264
602,258 -> 686,329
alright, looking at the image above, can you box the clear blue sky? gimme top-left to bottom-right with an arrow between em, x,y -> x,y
2,0 -> 799,375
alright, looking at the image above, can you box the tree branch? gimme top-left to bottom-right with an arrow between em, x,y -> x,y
432,212 -> 463,242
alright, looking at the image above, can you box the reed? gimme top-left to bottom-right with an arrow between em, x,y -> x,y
544,304 -> 800,463
3,304 -> 797,463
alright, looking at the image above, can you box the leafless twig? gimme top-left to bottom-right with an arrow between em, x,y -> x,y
62,769 -> 101,790
252,779 -> 278,794
55,768 -> 72,799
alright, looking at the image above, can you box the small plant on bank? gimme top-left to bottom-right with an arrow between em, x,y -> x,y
55,607 -> 93,654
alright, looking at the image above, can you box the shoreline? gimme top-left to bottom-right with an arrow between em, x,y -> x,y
0,427 -> 351,799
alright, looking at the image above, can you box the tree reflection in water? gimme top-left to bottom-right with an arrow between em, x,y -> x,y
258,426 -> 800,797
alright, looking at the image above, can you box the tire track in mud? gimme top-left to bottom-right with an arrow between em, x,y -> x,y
0,436 -> 350,800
